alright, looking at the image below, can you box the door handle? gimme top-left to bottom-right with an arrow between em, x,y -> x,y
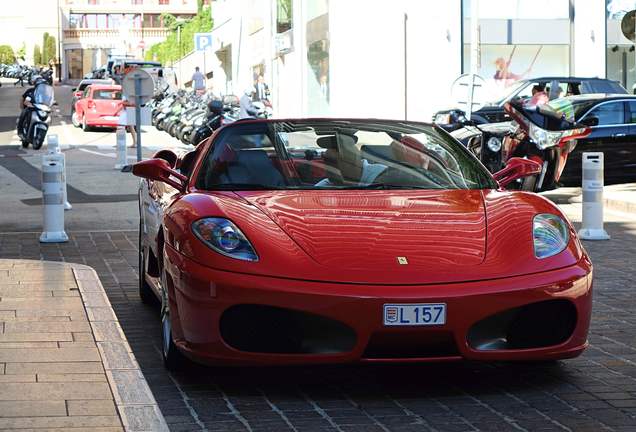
612,133 -> 627,138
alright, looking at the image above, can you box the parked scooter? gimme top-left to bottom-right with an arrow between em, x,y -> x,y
17,76 -> 54,150
502,100 -> 591,192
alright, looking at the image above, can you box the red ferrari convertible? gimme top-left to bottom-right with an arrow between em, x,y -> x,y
132,119 -> 592,369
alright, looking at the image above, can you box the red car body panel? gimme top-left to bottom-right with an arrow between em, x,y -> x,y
74,84 -> 122,128
137,119 -> 593,366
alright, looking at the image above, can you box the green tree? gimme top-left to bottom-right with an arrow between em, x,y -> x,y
41,33 -> 49,64
0,45 -> 16,64
16,43 -> 26,61
45,35 -> 56,64
33,45 -> 42,65
145,6 -> 213,64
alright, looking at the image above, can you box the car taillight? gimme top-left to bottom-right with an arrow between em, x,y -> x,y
88,101 -> 96,109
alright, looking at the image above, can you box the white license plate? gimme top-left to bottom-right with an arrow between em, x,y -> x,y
434,114 -> 451,124
383,303 -> 446,326
102,116 -> 119,121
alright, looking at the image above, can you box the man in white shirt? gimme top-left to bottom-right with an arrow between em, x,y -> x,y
254,75 -> 270,101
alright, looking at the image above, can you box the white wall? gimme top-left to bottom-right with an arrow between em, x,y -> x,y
573,0 -> 606,78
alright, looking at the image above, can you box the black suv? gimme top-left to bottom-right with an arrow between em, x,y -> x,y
434,77 -> 627,131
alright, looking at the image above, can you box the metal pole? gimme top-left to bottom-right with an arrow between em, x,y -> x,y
470,0 -> 480,75
135,77 -> 142,162
404,13 -> 408,121
178,25 -> 182,89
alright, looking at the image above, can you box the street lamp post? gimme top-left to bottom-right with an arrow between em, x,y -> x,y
175,18 -> 186,89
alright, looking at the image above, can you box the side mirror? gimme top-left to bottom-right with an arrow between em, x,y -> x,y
71,87 -> 77,92
131,159 -> 187,192
580,116 -> 599,127
493,157 -> 542,189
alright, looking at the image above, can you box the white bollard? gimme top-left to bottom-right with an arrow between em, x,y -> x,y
115,126 -> 127,170
47,134 -> 72,210
40,153 -> 69,243
578,152 -> 610,241
47,134 -> 60,153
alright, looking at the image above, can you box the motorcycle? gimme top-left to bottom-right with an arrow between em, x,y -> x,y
17,80 -> 54,150
502,99 -> 591,192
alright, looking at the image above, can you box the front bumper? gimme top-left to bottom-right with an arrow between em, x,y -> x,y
164,245 -> 592,366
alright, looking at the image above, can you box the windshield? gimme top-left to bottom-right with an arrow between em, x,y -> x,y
545,98 -> 598,123
34,84 -> 54,106
196,120 -> 497,191
491,80 -> 528,106
93,89 -> 122,100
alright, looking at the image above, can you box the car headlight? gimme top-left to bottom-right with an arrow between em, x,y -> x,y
528,122 -> 562,150
486,137 -> 502,152
192,218 -> 258,262
533,214 -> 569,259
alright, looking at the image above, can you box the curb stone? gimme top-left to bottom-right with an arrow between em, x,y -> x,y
72,265 -> 169,432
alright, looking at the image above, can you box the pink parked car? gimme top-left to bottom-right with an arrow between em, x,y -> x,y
73,84 -> 123,131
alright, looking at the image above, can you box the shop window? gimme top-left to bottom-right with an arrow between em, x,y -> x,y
606,1 -> 636,90
277,0 -> 292,33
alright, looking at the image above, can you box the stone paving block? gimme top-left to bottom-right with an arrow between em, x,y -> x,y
0,415 -> 122,429
82,291 -> 111,308
107,370 -> 155,405
87,307 -> 118,322
59,341 -> 98,348
0,297 -> 85,310
0,347 -> 100,363
67,399 -> 118,416
73,332 -> 96,342
5,361 -> 104,375
77,279 -> 106,292
0,382 -> 112,401
0,310 -> 16,319
0,342 -> 59,348
3,321 -> 91,333
0,332 -> 73,342
37,373 -> 107,382
0,374 -> 36,382
0,400 -> 66,417
3,316 -> 72,322
16,309 -> 86,320
97,341 -> 138,370
12,428 -> 124,432
52,290 -> 81,297
119,405 -> 170,432
91,321 -> 126,342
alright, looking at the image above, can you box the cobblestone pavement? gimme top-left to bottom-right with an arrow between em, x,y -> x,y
0,216 -> 635,432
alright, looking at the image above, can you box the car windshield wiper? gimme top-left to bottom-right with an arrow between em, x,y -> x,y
208,183 -> 285,190
338,183 -> 442,190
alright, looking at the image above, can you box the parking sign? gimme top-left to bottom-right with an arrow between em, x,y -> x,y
194,33 -> 213,51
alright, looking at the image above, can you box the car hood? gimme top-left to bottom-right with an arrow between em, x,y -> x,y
240,190 -> 487,271
169,190 -> 582,285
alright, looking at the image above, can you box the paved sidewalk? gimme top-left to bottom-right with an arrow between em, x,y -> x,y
0,259 -> 167,432
542,183 -> 636,215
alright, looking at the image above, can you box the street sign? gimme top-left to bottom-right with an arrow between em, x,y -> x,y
194,33 -> 213,51
450,73 -> 487,120
138,40 -> 146,49
122,68 -> 154,106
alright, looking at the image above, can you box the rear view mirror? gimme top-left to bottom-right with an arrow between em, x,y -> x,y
493,157 -> 542,189
580,116 -> 599,127
132,158 -> 187,192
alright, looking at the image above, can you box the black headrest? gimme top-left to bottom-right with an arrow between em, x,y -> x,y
316,135 -> 337,149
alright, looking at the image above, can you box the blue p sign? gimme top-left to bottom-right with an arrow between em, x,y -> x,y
195,33 -> 213,51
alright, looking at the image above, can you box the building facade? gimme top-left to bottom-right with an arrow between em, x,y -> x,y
200,0 -> 631,121
60,0 -> 199,79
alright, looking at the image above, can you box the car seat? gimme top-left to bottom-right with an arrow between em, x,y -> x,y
220,149 -> 285,187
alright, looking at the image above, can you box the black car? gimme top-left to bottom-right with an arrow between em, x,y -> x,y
451,94 -> 636,187
435,77 -> 627,131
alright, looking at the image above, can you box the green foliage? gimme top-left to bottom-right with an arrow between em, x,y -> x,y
41,33 -> 57,64
145,7 -> 213,65
16,43 -> 26,60
0,45 -> 16,64
33,45 -> 42,65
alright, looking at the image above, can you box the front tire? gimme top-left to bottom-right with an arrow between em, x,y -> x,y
21,139 -> 29,149
138,224 -> 155,305
161,269 -> 184,370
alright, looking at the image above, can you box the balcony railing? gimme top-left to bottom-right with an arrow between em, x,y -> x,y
64,27 -> 171,39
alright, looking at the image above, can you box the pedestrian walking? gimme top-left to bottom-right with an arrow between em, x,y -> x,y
253,75 -> 270,102
118,96 -> 137,148
192,67 -> 206,96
